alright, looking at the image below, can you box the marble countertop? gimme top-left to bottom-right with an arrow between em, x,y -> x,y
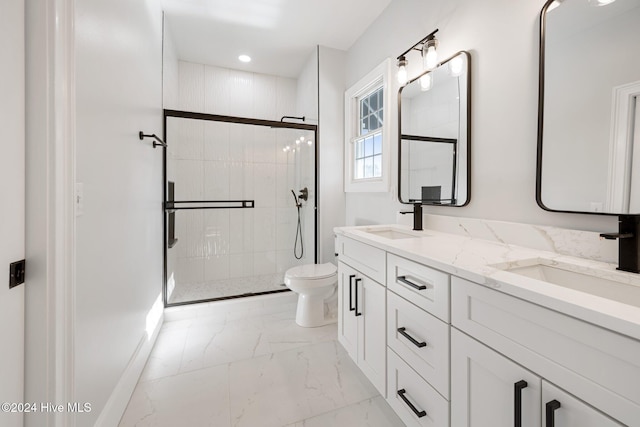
334,224 -> 640,341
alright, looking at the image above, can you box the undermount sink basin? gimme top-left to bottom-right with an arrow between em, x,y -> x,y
362,227 -> 423,240
496,259 -> 640,308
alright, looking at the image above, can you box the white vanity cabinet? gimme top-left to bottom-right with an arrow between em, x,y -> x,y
451,276 -> 636,427
451,329 -> 625,427
336,236 -> 386,396
385,254 -> 451,427
335,227 -> 640,427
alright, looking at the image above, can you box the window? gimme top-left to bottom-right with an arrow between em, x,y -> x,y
354,88 -> 384,179
345,59 -> 392,192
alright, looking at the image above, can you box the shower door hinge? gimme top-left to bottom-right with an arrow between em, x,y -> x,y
9,259 -> 25,289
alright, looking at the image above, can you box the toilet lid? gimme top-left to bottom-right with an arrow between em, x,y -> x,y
285,263 -> 337,280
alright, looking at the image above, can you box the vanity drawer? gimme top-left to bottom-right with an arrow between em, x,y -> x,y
336,235 -> 386,284
387,348 -> 450,427
387,253 -> 450,322
387,291 -> 450,398
451,276 -> 640,427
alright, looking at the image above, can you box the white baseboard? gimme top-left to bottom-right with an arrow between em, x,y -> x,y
93,311 -> 163,427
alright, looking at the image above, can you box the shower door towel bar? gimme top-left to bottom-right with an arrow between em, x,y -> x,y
165,200 -> 255,210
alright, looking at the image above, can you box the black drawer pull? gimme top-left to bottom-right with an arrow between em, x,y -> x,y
348,275 -> 356,311
545,400 -> 561,427
397,275 -> 426,290
397,327 -> 427,348
397,389 -> 426,418
354,278 -> 362,317
514,380 -> 528,427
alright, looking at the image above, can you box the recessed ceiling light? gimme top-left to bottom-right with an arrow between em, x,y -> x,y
238,54 -> 251,63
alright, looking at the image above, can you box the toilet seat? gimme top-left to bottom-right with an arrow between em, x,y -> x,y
285,263 -> 337,280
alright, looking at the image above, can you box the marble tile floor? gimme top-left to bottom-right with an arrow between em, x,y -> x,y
119,294 -> 404,426
169,273 -> 288,304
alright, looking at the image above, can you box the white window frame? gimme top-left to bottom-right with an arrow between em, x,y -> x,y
344,58 -> 392,192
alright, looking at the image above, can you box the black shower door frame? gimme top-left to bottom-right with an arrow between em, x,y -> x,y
162,109 -> 319,308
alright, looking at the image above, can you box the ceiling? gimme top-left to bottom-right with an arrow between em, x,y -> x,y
162,0 -> 392,78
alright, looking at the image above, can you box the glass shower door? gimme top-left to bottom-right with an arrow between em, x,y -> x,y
164,111 -> 317,306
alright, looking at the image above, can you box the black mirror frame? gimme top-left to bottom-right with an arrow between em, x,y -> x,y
397,50 -> 472,207
536,0 -> 616,216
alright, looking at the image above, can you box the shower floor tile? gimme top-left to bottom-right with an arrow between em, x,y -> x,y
120,294 -> 404,427
169,272 -> 287,304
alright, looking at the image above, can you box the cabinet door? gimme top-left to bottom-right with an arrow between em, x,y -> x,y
541,381 -> 624,427
451,329 -> 541,427
358,275 -> 386,396
338,262 -> 358,360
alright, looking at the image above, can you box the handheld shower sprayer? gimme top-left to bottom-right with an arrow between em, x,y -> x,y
291,190 -> 301,208
290,188 -> 308,208
291,188 -> 308,259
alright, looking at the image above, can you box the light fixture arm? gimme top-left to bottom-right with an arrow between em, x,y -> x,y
396,28 -> 439,61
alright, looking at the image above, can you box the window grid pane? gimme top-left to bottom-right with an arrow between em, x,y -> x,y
353,130 -> 383,179
358,87 -> 384,137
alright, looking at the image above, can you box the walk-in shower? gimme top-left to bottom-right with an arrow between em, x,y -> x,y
163,110 -> 317,306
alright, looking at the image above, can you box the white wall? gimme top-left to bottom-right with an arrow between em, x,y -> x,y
318,46 -> 347,263
0,1 -> 24,426
345,0 -> 617,232
74,0 -> 164,424
163,22 -> 180,110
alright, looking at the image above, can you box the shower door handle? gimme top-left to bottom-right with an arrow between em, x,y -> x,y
348,275 -> 356,311
354,278 -> 362,317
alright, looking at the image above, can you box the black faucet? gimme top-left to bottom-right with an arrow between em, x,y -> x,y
400,203 -> 423,231
600,215 -> 640,273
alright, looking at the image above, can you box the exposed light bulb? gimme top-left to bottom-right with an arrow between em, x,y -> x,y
292,149 -> 296,153
238,54 -> 251,63
299,136 -> 305,142
449,55 -> 464,77
420,73 -> 433,91
425,46 -> 437,70
422,37 -> 438,71
397,56 -> 408,85
307,140 -> 312,146
295,139 -> 301,145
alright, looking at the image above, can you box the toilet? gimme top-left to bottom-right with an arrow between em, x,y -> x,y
284,263 -> 338,327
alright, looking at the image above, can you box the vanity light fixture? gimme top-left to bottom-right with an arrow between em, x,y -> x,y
589,0 -> 616,5
423,36 -> 438,70
238,54 -> 251,63
397,56 -> 408,85
396,29 -> 439,86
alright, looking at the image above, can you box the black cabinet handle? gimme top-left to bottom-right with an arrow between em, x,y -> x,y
514,380 -> 528,427
397,327 -> 427,348
354,278 -> 362,316
397,275 -> 427,290
397,389 -> 426,418
348,275 -> 356,311
546,400 -> 561,427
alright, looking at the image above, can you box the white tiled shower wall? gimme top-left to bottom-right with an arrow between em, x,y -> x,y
167,61 -> 315,291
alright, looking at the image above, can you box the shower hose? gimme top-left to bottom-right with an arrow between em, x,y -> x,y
291,190 -> 304,260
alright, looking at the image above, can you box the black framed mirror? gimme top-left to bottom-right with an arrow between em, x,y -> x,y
537,0 -> 640,215
398,51 -> 471,207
